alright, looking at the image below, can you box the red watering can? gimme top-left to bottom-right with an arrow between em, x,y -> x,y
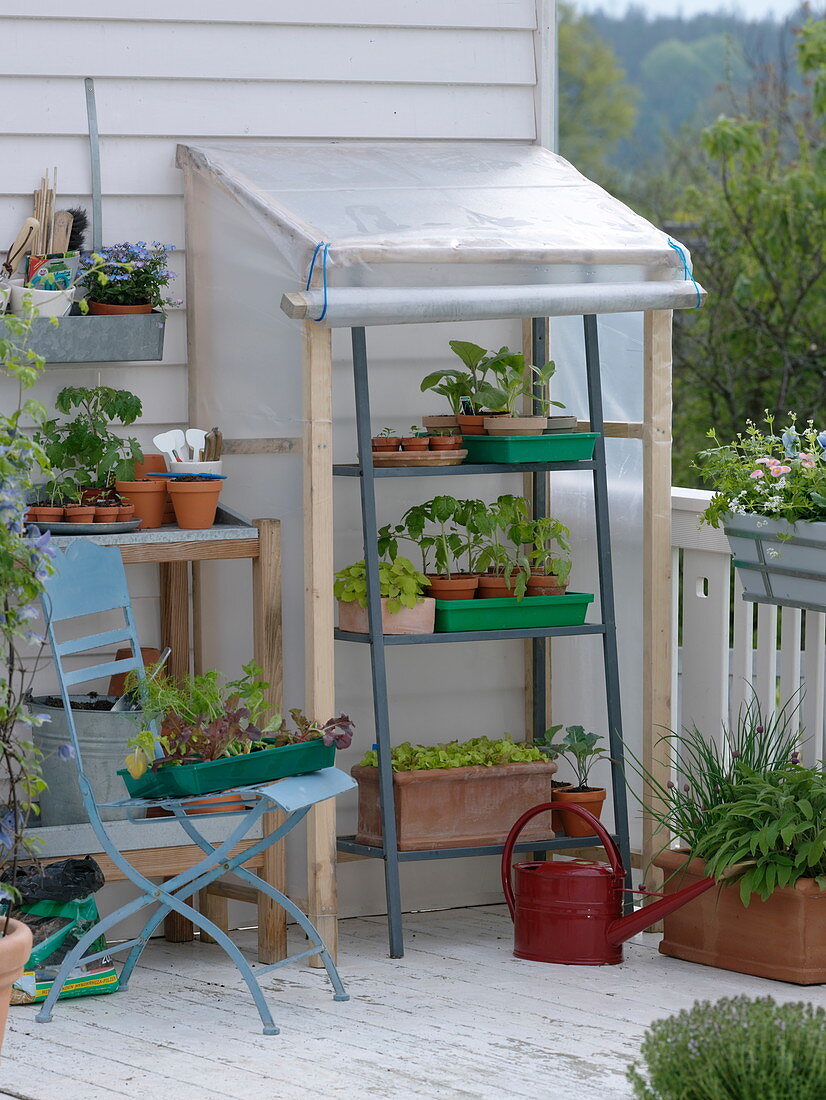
501,802 -> 716,966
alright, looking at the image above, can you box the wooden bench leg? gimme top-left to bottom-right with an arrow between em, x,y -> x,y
258,810 -> 287,963
198,888 -> 229,944
163,881 -> 196,943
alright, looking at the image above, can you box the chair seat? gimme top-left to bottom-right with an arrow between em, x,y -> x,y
101,765 -> 357,816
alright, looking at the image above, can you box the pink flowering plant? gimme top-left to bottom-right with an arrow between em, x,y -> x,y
80,242 -> 179,313
695,414 -> 826,527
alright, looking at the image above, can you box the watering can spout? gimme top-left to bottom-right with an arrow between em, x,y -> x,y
606,874 -> 716,946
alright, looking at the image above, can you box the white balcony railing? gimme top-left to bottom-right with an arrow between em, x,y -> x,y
672,488 -> 826,763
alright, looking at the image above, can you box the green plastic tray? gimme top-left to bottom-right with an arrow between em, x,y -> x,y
119,738 -> 335,799
462,432 -> 599,464
434,592 -> 594,632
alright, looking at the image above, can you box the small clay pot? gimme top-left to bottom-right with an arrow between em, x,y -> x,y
108,646 -> 161,696
36,505 -> 66,523
63,504 -> 96,524
115,479 -> 168,530
94,503 -> 121,523
400,437 -> 430,452
477,573 -> 519,599
456,413 -> 487,436
422,415 -> 459,432
552,787 -> 607,837
88,300 -> 152,315
484,415 -> 548,437
167,478 -> 223,529
371,437 -> 401,452
551,780 -> 574,832
425,574 -> 479,601
24,507 -> 41,523
526,573 -> 568,597
429,435 -> 463,451
545,415 -> 579,434
117,502 -> 136,522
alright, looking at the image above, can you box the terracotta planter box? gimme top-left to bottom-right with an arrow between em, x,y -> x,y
655,849 -> 826,984
338,597 -> 435,635
352,760 -> 556,850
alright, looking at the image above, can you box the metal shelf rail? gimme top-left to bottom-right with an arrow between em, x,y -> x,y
335,315 -> 632,957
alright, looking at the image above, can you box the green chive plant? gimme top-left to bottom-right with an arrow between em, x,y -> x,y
628,996 -> 826,1100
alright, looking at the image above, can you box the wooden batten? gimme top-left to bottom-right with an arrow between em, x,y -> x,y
641,309 -> 673,918
302,321 -> 339,965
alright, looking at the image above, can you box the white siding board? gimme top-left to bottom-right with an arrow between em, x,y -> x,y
5,1 -> 537,29
2,79 -> 536,140
4,23 -> 536,85
1,196 -> 184,246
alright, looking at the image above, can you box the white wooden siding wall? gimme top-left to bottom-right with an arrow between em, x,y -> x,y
673,488 -> 826,764
1,0 -> 542,660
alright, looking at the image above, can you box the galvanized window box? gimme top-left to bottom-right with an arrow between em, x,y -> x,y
724,512 -> 826,613
0,309 -> 166,364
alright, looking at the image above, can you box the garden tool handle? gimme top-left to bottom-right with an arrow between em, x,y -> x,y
501,802 -> 624,919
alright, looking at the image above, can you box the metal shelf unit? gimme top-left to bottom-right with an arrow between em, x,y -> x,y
336,315 -> 632,957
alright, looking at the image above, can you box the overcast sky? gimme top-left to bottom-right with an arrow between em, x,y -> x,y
574,0 -> 808,16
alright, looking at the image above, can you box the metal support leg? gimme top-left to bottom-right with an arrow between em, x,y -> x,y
531,317 -> 548,742
583,315 -> 633,907
351,327 -> 405,957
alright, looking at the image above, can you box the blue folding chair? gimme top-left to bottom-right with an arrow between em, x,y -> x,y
37,539 -> 355,1034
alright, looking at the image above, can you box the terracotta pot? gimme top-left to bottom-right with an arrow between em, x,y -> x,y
551,781 -> 574,832
371,437 -> 401,452
0,918 -> 34,1050
429,435 -> 463,451
484,415 -> 548,437
115,479 -> 168,530
80,487 -> 104,505
456,413 -> 487,436
132,455 -> 166,479
167,479 -> 223,529
422,415 -> 459,432
118,502 -> 136,522
24,507 -> 41,523
88,300 -> 152,315
352,760 -> 557,850
425,574 -> 479,601
94,503 -> 122,524
338,596 -> 435,635
552,787 -> 607,837
526,573 -> 568,597
108,646 -> 161,697
148,793 -> 247,818
62,504 -> 96,524
401,437 -> 430,451
477,574 -> 518,599
36,505 -> 64,523
655,849 -> 826,984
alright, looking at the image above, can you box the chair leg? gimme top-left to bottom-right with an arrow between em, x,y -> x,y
199,888 -> 229,945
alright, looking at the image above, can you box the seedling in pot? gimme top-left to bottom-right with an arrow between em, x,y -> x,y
542,725 -> 605,791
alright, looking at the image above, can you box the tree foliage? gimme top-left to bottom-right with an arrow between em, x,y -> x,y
670,18 -> 826,483
558,3 -> 637,177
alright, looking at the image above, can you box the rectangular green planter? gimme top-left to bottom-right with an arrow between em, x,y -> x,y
435,592 -> 594,632
119,738 -> 335,799
462,432 -> 599,464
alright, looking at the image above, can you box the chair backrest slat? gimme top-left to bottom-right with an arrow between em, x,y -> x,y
56,626 -> 136,658
62,656 -> 144,689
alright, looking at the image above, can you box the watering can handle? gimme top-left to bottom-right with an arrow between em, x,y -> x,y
501,802 -> 625,919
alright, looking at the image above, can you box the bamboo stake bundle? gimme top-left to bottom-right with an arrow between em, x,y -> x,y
31,168 -> 58,255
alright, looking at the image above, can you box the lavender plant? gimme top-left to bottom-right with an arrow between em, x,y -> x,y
80,241 -> 179,313
695,414 -> 826,527
628,996 -> 826,1099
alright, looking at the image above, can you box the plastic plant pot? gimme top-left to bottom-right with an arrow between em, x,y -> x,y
167,478 -> 223,529
9,282 -> 73,318
484,416 -> 547,436
434,592 -> 594,632
115,479 -> 168,530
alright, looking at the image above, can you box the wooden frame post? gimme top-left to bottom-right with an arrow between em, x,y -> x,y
302,322 -> 339,964
252,518 -> 286,963
642,310 -> 673,911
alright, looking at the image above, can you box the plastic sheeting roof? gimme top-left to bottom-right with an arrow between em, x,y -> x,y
177,141 -> 691,273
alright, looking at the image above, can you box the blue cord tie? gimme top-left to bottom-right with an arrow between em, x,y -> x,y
667,238 -> 702,308
305,241 -> 329,322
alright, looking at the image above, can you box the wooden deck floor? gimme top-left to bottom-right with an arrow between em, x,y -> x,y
3,905 -> 823,1099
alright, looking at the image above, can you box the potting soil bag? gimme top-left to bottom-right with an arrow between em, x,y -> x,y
10,894 -> 119,1004
5,858 -> 118,1005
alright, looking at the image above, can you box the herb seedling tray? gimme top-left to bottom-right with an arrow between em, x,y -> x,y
462,432 -> 599,464
119,738 -> 335,799
434,592 -> 594,632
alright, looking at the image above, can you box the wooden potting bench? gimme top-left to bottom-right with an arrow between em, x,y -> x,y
31,508 -> 288,963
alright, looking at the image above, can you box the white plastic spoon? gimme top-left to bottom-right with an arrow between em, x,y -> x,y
153,429 -> 187,465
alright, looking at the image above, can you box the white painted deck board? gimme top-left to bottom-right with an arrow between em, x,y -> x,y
4,906 -> 822,1099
